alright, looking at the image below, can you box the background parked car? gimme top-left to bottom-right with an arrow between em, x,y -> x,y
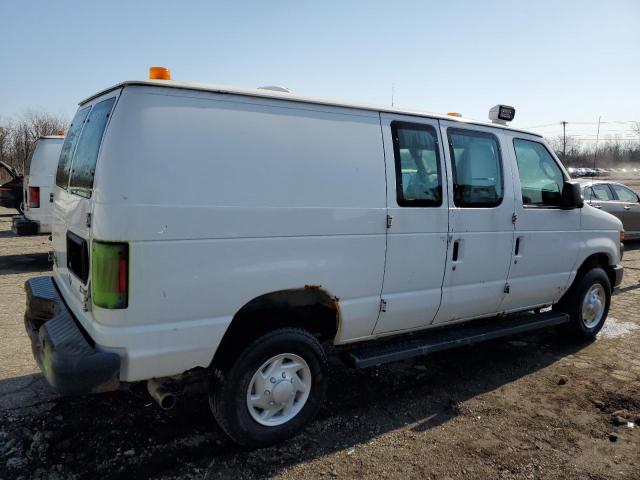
579,179 -> 640,239
0,161 -> 23,211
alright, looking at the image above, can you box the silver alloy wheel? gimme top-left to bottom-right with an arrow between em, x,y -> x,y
246,353 -> 312,427
582,283 -> 606,329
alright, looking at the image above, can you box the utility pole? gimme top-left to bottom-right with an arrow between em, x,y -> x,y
561,121 -> 568,162
593,116 -> 601,172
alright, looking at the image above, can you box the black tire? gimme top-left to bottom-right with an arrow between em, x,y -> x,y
209,328 -> 328,449
554,267 -> 611,340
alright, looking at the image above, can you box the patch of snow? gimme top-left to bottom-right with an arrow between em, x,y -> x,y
599,317 -> 640,338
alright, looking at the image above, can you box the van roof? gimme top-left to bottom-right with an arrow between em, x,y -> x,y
81,80 -> 542,138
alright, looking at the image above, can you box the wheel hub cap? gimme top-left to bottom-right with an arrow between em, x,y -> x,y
272,379 -> 295,404
246,353 -> 311,426
582,283 -> 605,329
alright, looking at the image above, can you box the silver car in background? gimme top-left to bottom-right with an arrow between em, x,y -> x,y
579,180 -> 640,239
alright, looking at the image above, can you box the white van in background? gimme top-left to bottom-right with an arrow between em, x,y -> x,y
24,69 -> 623,448
13,135 -> 64,235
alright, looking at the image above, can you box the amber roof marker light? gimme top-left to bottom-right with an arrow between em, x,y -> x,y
149,66 -> 171,80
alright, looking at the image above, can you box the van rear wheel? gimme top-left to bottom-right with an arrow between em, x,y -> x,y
209,328 -> 328,449
554,267 -> 611,340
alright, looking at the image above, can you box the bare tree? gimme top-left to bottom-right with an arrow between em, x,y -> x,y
0,117 -> 13,164
549,134 -> 580,164
9,111 -> 67,174
631,121 -> 640,139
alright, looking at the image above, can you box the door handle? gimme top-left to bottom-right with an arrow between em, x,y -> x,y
515,237 -> 521,256
452,240 -> 460,261
49,192 -> 54,203
624,205 -> 631,210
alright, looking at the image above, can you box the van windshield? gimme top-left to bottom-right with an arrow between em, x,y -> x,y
68,97 -> 116,198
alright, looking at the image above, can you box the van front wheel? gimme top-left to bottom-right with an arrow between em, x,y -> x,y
209,328 -> 328,448
555,267 -> 611,340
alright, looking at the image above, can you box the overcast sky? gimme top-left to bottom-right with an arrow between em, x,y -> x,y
1,0 -> 638,140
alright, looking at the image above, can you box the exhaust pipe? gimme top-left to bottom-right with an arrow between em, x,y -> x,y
147,378 -> 177,410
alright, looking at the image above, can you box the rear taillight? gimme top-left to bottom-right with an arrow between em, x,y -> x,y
28,187 -> 40,208
92,241 -> 128,309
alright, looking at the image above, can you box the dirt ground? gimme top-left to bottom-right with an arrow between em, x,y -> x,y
1,187 -> 639,479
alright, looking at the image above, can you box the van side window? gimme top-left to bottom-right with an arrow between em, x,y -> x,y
513,139 -> 565,207
55,106 -> 91,189
68,97 -> 116,197
392,122 -> 442,207
448,129 -> 503,208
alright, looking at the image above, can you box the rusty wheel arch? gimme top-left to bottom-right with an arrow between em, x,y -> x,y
210,286 -> 341,368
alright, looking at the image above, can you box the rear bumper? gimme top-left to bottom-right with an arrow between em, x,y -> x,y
612,264 -> 623,288
12,215 -> 39,235
24,276 -> 120,395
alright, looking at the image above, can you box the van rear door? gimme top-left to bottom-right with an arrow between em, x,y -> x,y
52,91 -> 119,310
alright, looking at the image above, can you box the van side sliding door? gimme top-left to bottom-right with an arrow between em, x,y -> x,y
433,122 -> 516,324
373,114 -> 449,334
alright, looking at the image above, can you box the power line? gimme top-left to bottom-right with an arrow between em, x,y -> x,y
522,120 -> 638,129
520,122 -> 561,129
564,138 -> 640,141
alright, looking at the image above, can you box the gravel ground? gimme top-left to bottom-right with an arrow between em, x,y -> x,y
1,198 -> 639,480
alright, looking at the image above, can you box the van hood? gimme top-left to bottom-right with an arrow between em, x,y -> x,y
583,202 -> 623,231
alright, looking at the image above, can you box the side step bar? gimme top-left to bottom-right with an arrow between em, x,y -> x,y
347,311 -> 569,369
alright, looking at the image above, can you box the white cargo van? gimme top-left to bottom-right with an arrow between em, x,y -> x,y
24,71 -> 623,448
13,135 -> 64,235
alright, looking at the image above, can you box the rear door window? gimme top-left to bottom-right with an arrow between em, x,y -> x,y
612,184 -> 639,203
392,122 -> 442,206
55,107 -> 90,189
68,97 -> 116,197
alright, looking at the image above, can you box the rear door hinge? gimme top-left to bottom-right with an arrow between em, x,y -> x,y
386,214 -> 393,229
511,212 -> 517,224
86,213 -> 92,228
504,283 -> 510,294
379,299 -> 387,313
79,284 -> 92,312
